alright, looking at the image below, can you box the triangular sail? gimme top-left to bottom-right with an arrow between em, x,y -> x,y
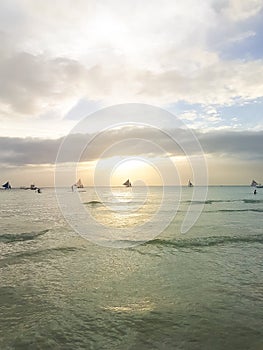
123,179 -> 131,187
251,179 -> 258,187
188,179 -> 193,187
75,179 -> 84,188
2,181 -> 11,189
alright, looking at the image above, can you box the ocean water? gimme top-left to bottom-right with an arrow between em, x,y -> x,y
0,186 -> 262,350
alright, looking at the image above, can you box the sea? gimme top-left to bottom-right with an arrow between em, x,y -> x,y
0,186 -> 262,350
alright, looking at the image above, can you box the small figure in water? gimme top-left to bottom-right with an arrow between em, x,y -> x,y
254,189 -> 257,195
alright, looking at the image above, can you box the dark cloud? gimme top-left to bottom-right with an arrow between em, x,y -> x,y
198,130 -> 263,159
0,136 -> 60,165
0,128 -> 263,166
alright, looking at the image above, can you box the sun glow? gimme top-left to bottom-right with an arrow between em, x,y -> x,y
110,158 -> 162,186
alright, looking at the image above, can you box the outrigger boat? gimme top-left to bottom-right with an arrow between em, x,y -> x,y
2,181 -> 11,189
123,179 -> 132,187
188,179 -> 193,187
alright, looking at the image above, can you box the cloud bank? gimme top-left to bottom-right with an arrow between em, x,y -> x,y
1,128 -> 262,166
0,0 -> 263,122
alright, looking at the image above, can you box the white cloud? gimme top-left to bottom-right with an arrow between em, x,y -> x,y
222,0 -> 263,21
0,0 -> 263,130
226,30 -> 256,43
178,111 -> 199,121
1,48 -> 263,118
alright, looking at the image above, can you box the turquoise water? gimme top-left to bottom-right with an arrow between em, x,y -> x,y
0,186 -> 262,349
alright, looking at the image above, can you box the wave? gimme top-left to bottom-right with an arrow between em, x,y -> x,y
205,209 -> 263,213
113,233 -> 263,251
220,209 -> 263,213
0,246 -> 82,268
144,234 -> 263,250
185,200 -> 213,204
184,199 -> 263,205
84,200 -> 145,208
83,200 -> 103,206
243,199 -> 263,204
12,246 -> 80,258
183,199 -> 241,205
0,229 -> 49,243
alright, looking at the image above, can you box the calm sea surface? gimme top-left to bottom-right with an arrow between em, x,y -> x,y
0,186 -> 262,349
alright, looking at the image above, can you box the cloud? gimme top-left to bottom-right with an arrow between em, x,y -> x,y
0,136 -> 60,165
136,58 -> 263,105
0,50 -> 86,115
0,0 -> 263,122
221,0 -> 263,21
1,49 -> 263,118
198,130 -> 263,159
64,98 -> 102,120
1,128 -> 263,166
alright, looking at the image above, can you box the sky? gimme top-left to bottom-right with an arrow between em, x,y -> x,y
1,0 -> 263,187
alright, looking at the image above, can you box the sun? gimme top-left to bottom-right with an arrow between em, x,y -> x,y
110,158 -> 162,186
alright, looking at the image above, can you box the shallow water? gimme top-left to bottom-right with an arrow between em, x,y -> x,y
0,186 -> 262,349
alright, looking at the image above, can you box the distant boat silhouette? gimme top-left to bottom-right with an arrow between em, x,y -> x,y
251,179 -> 263,188
71,178 -> 84,192
188,179 -> 193,187
75,179 -> 84,188
2,181 -> 11,189
20,184 -> 37,190
123,179 -> 132,187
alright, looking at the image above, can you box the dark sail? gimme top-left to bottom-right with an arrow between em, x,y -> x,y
123,179 -> 132,187
188,180 -> 193,187
2,181 -> 11,189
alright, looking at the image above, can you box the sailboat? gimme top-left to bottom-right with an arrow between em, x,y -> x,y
71,178 -> 84,192
123,179 -> 132,187
251,179 -> 263,188
2,181 -> 11,189
188,179 -> 193,187
75,179 -> 84,188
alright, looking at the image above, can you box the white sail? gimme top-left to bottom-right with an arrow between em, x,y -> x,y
188,180 -> 193,187
75,179 -> 84,188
